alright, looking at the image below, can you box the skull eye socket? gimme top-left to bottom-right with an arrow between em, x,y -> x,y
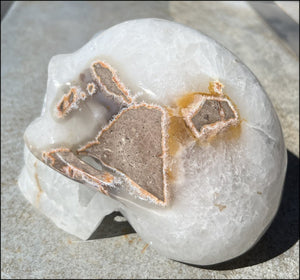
191,100 -> 222,131
182,94 -> 239,140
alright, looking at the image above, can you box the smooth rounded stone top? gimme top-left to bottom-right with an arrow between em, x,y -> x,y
19,18 -> 287,265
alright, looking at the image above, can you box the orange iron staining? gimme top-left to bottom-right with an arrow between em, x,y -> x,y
180,81 -> 240,141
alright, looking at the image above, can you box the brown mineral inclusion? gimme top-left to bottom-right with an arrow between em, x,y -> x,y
220,101 -> 236,120
79,104 -> 166,202
92,61 -> 132,104
56,88 -> 78,118
192,100 -> 222,131
43,148 -> 114,195
51,60 -> 239,206
51,60 -> 167,205
56,60 -> 131,118
181,92 -> 239,140
191,99 -> 236,131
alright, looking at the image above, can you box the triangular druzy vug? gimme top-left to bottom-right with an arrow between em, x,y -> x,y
78,104 -> 168,204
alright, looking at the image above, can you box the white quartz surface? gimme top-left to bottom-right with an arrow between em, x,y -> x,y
1,1 -> 299,279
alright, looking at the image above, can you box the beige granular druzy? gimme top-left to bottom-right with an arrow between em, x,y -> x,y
19,18 -> 287,265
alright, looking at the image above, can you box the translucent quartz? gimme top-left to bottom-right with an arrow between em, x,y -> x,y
18,18 -> 287,265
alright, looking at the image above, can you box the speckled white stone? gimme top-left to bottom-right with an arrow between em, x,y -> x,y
18,18 -> 287,265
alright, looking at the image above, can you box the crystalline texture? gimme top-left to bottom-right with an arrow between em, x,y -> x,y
18,18 -> 287,265
78,105 -> 167,203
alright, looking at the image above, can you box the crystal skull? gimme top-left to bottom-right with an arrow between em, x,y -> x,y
19,18 -> 287,265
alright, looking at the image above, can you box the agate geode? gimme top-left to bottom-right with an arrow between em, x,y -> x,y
18,18 -> 287,265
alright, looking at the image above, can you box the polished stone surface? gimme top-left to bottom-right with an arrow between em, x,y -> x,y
1,1 -> 299,278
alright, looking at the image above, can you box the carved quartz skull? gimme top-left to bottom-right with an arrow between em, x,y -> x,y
19,19 -> 287,265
